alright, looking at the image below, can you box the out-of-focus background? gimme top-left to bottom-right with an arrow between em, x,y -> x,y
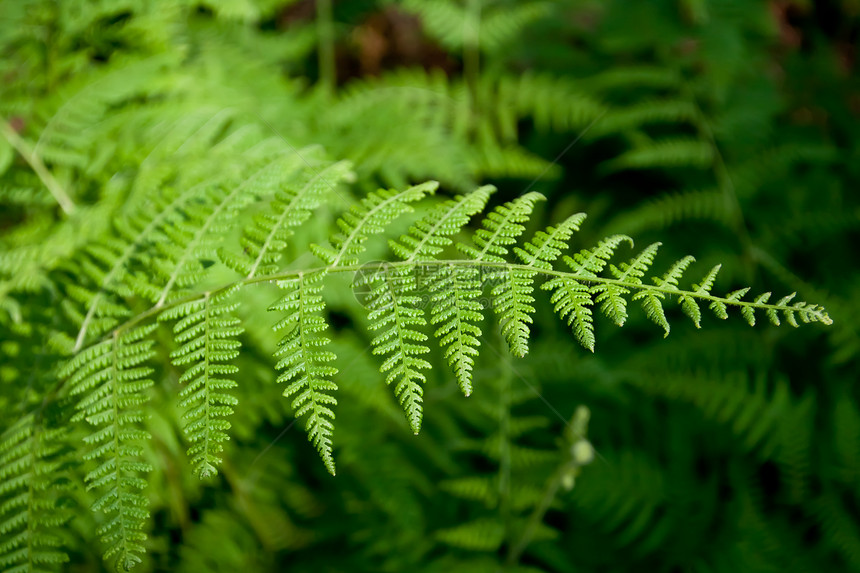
1,1 -> 859,571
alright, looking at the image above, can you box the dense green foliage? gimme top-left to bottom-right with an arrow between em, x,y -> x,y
1,1 -> 858,571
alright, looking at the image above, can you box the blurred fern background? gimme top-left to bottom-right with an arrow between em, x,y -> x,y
1,0 -> 859,571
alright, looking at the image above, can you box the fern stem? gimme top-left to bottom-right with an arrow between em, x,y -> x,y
0,116 -> 76,216
316,0 -> 336,97
505,461 -> 566,565
85,259 -> 833,355
109,331 -> 132,568
26,422 -> 38,572
202,293 -> 213,472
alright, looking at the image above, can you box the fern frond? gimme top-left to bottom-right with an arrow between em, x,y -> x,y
269,272 -> 338,475
626,370 -> 797,455
429,264 -> 484,396
62,324 -> 156,571
678,264 -> 721,328
592,242 -> 662,327
0,415 -> 71,573
402,0 -> 549,55
605,189 -> 736,236
437,192 -> 542,364
466,144 -> 562,181
390,186 -> 494,262
601,137 -> 713,173
72,145 -> 318,350
562,234 -> 634,278
435,518 -> 504,552
543,232 -> 831,347
160,286 -> 243,478
542,276 -> 595,351
514,213 -> 587,271
588,99 -> 699,137
458,192 -> 545,263
221,159 -> 353,278
478,3 -> 551,53
365,264 -> 431,434
32,56 -> 172,171
312,181 -> 439,267
387,186 -> 494,395
145,154 -> 291,308
492,213 -> 588,357
586,66 -> 682,92
497,72 -> 606,133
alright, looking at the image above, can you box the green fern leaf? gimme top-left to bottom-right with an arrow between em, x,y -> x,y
312,181 -> 438,267
601,137 -> 714,173
269,271 -> 338,476
457,192 -> 544,356
654,255 -> 696,289
430,264 -> 483,397
592,242 -> 661,327
562,234 -> 634,278
390,186 -> 494,262
145,158 -> 285,308
0,415 -> 71,573
588,99 -> 698,138
632,288 -> 670,337
492,213 -> 588,357
222,159 -> 353,278
543,277 -> 595,351
388,187 -> 493,395
72,147 -> 315,350
160,285 -> 243,478
458,192 -> 545,263
435,518 -> 505,552
514,213 -> 587,270
365,264 -> 431,434
62,324 -> 157,571
679,264 -> 720,327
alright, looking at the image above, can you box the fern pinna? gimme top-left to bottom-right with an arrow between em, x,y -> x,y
17,179 -> 832,569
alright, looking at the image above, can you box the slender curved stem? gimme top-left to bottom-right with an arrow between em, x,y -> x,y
0,116 -> 76,216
